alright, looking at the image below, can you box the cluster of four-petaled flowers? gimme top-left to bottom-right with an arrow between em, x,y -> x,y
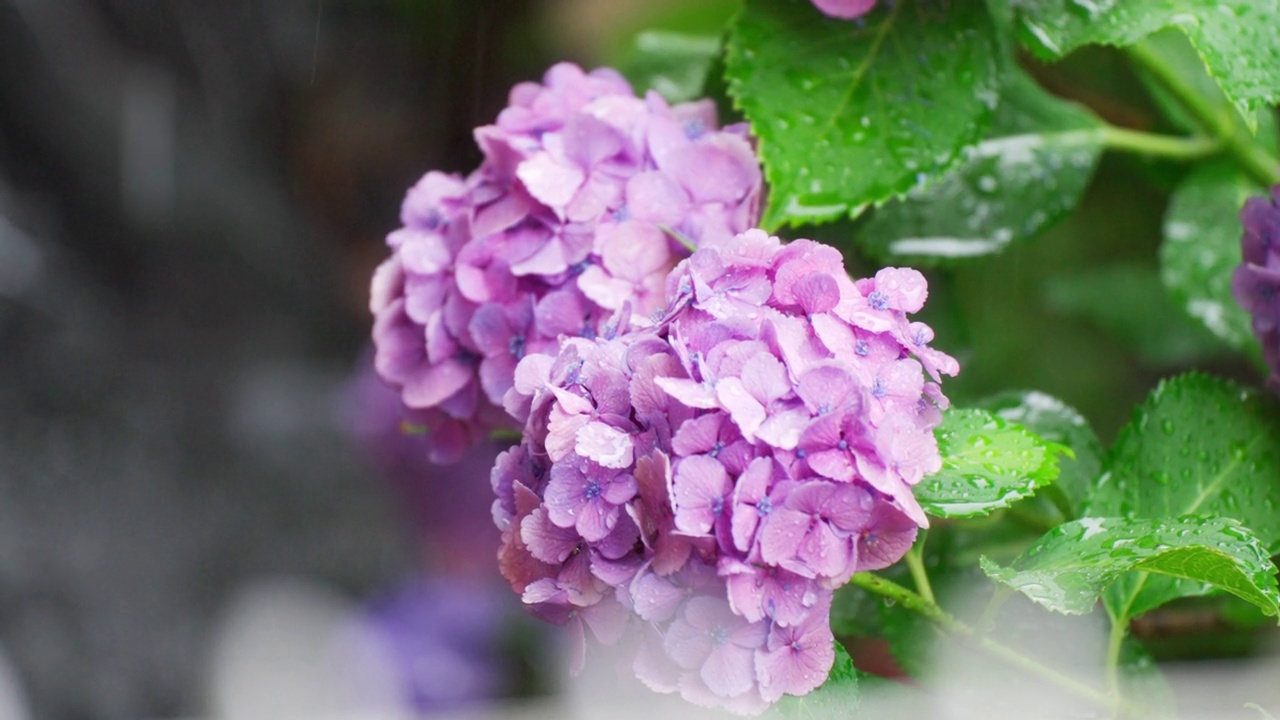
369,61 -> 957,713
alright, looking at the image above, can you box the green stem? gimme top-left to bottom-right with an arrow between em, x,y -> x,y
1126,41 -> 1280,187
904,534 -> 935,604
849,573 -> 1153,718
1105,611 -> 1129,716
977,585 -> 1014,633
1099,125 -> 1220,161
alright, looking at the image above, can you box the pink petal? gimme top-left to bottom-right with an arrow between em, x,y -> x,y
516,153 -> 585,213
575,421 -> 635,469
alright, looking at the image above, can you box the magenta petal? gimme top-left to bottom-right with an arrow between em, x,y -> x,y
717,377 -> 766,441
793,272 -> 841,314
810,0 -> 877,19
575,421 -> 635,469
521,508 -> 580,564
401,359 -> 472,409
655,376 -> 719,409
626,171 -> 691,225
758,508 -> 811,571
517,153 -> 585,212
673,455 -> 730,535
576,498 -> 618,543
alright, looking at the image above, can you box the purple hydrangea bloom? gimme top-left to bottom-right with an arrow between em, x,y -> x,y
492,229 -> 956,713
370,64 -> 763,462
811,0 -> 877,20
1233,185 -> 1280,390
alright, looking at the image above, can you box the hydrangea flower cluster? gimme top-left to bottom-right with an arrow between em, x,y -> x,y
811,0 -> 878,20
492,229 -> 957,713
370,63 -> 762,463
1234,185 -> 1280,391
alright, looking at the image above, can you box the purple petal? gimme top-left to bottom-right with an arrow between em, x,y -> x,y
672,455 -> 730,535
575,421 -> 635,469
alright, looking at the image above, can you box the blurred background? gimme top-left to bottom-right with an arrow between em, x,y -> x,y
0,1 -> 1262,719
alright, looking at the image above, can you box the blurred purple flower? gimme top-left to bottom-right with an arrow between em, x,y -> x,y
492,229 -> 956,712
1233,185 -> 1280,390
370,64 -> 763,462
355,576 -> 512,712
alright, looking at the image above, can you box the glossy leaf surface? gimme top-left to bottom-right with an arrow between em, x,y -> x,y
726,0 -> 999,228
917,408 -> 1062,518
1011,0 -> 1280,122
1161,162 -> 1263,352
981,515 -> 1280,617
858,69 -> 1102,263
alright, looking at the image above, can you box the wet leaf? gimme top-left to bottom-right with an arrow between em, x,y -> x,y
725,0 -> 999,229
981,515 -> 1280,617
617,31 -> 721,104
975,391 -> 1103,518
1010,0 -> 1280,124
1161,162 -> 1263,353
1133,29 -> 1280,143
858,69 -> 1102,264
1089,373 -> 1280,619
1089,373 -> 1280,543
917,408 -> 1064,519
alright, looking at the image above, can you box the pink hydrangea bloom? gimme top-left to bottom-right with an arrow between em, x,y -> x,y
370,64 -> 762,461
492,229 -> 956,712
1233,184 -> 1280,390
811,0 -> 877,20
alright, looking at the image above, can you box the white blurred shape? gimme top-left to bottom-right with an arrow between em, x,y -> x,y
0,641 -> 33,720
204,576 -> 402,720
0,213 -> 44,299
121,62 -> 176,227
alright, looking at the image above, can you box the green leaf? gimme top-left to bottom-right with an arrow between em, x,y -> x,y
725,0 -> 999,229
768,642 -> 860,717
917,408 -> 1063,518
1086,373 -> 1280,619
1161,162 -> 1262,352
1046,262 -> 1230,365
1132,29 -> 1279,141
1089,373 -> 1280,545
980,515 -> 1280,617
857,69 -> 1103,264
617,31 -> 722,104
975,391 -> 1103,518
1010,0 -> 1280,123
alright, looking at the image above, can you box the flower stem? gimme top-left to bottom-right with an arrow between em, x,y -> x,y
1105,610 -> 1129,715
904,534 -> 935,604
1125,40 -> 1280,187
849,573 -> 1153,718
1099,125 -> 1220,161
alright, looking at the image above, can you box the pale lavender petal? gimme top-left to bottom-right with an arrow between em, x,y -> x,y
576,421 -> 635,469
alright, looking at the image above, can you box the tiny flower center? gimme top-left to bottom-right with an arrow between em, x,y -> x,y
585,480 -> 603,500
509,335 -> 526,360
855,340 -> 870,357
868,290 -> 888,310
709,626 -> 729,646
683,119 -> 707,140
871,378 -> 887,398
756,496 -> 773,515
